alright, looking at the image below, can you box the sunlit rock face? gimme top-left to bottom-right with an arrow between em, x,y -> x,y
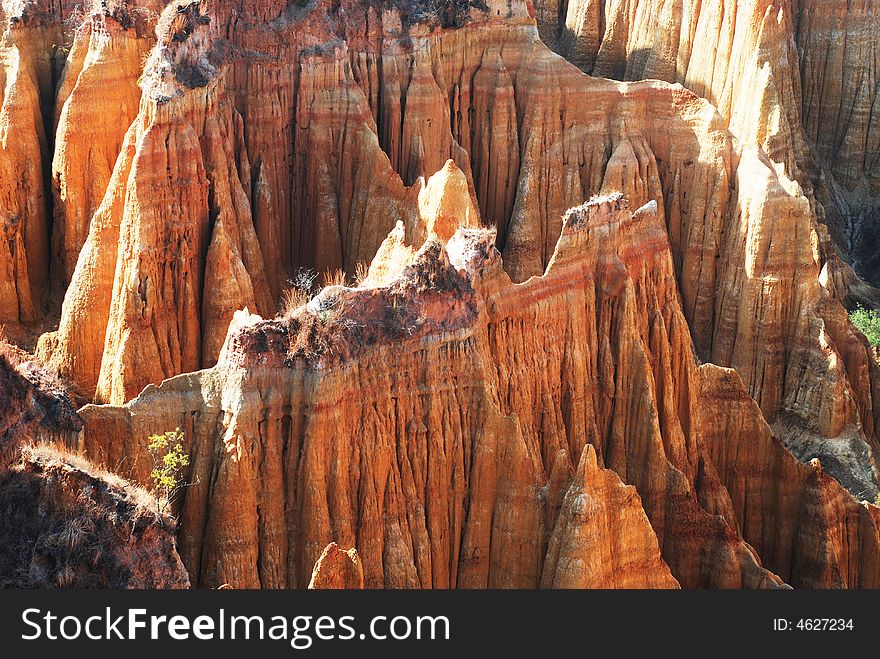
75,195 -> 880,589
51,0 -> 162,287
24,0 -> 880,505
535,0 -> 880,288
0,0 -> 879,589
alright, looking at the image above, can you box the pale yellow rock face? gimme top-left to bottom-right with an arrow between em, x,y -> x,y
532,0 -> 880,499
536,0 -> 808,172
535,0 -> 880,284
419,159 -> 480,243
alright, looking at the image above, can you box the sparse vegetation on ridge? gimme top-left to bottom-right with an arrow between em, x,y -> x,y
280,266 -> 372,318
0,445 -> 186,588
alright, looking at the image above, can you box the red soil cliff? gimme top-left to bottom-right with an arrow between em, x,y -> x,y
0,0 -> 878,590
76,193 -> 880,589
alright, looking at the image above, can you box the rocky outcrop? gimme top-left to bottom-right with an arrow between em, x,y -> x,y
77,193 -> 836,589
0,0 -> 165,321
0,344 -> 81,465
35,2 -> 879,506
535,0 -> 809,174
0,333 -> 185,589
530,0 -> 880,502
39,1 -> 274,402
51,0 -> 160,286
796,0 -> 880,284
0,0 -> 878,590
535,0 -> 880,289
0,444 -> 190,588
540,445 -> 679,588
699,364 -> 880,588
308,543 -> 365,589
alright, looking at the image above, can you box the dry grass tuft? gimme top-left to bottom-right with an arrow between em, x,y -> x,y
354,261 -> 370,287
281,287 -> 312,317
321,268 -> 347,288
280,268 -> 318,317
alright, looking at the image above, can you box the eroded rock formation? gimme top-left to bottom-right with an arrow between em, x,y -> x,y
797,1 -> 880,283
535,0 -> 880,288
52,0 -> 161,285
24,0 -> 878,511
0,0 -> 60,324
308,543 -> 365,589
39,0 -> 274,402
0,0 -> 879,590
73,193 -> 880,589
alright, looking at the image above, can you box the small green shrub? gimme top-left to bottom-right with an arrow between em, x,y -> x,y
850,306 -> 880,347
147,428 -> 190,517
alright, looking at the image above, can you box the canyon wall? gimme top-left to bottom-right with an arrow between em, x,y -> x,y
0,0 -> 879,589
21,0 -> 878,510
796,0 -> 880,282
51,1 -> 161,286
77,193 -> 880,589
535,0 -> 808,166
39,1 -> 275,402
0,0 -> 60,324
535,0 -> 880,285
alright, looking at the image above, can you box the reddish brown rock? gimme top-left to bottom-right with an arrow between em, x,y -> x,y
309,543 -> 365,589
77,194 -> 797,589
51,1 -> 160,285
1,0 -> 879,592
541,445 -> 679,588
39,1 -> 273,402
699,364 -> 880,588
0,2 -> 58,324
37,2 -> 865,488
